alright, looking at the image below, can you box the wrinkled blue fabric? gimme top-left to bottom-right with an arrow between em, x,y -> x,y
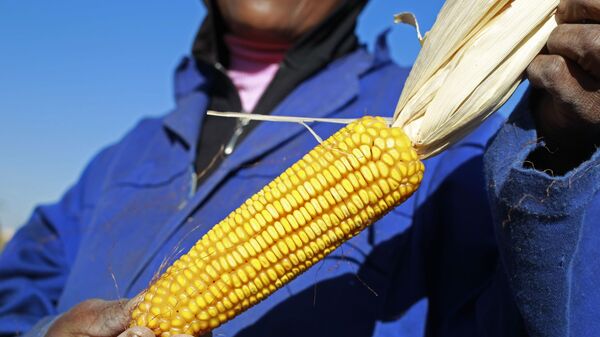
1,37 -> 598,337
484,95 -> 600,337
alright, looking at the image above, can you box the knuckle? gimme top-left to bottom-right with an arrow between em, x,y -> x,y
527,57 -> 551,87
579,0 -> 593,17
527,56 -> 546,77
558,0 -> 571,12
551,23 -> 569,39
546,56 -> 568,79
557,0 -> 574,20
547,24 -> 570,50
528,56 -> 577,98
538,56 -> 569,87
557,0 -> 596,22
580,29 -> 600,67
582,28 -> 600,52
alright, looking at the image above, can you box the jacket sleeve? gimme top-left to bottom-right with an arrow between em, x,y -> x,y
484,95 -> 600,337
0,147 -> 115,337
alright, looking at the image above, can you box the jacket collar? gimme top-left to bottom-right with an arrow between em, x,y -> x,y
162,30 -> 393,155
162,59 -> 213,151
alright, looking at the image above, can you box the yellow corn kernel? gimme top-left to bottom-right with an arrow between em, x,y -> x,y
132,116 -> 423,337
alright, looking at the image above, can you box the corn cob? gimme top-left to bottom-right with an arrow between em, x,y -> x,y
131,116 -> 424,336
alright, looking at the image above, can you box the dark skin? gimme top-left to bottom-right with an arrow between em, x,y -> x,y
527,0 -> 600,174
215,0 -> 344,43
44,298 -> 157,337
44,1 -> 599,337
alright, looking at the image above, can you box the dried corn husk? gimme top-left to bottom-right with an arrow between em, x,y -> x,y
393,0 -> 559,158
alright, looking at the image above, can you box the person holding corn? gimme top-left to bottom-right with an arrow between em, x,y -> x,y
0,0 -> 598,337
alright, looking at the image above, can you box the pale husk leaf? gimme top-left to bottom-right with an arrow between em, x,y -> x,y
392,0 -> 559,158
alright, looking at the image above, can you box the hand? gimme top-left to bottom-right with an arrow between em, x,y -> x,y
526,0 -> 600,174
46,298 -> 155,337
46,297 -> 205,337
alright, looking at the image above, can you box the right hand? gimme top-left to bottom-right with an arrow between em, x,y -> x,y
46,298 -> 155,337
525,0 -> 600,173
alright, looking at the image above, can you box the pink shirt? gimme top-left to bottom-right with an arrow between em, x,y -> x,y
224,35 -> 291,112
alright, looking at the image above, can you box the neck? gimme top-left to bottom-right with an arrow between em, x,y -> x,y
223,34 -> 290,112
224,35 -> 290,65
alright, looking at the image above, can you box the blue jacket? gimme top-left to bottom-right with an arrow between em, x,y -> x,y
1,37 -> 599,337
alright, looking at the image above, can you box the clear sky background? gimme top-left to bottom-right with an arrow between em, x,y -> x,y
0,1 -> 524,233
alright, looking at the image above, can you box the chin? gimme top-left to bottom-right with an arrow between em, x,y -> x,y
216,0 -> 342,43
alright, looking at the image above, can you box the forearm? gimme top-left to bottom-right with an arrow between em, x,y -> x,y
525,89 -> 600,175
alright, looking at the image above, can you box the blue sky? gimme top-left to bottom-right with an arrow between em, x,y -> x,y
0,1 -> 523,232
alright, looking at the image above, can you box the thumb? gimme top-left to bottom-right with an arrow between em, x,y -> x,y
80,299 -> 132,336
118,326 -> 156,337
51,297 -> 141,337
99,295 -> 144,334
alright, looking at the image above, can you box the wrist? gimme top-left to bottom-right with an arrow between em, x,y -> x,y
525,140 -> 598,175
527,90 -> 600,175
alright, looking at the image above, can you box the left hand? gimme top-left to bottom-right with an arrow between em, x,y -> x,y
46,298 -> 155,337
526,0 -> 600,173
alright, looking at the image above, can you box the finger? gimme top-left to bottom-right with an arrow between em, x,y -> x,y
546,24 -> 600,78
527,54 -> 600,129
50,299 -> 131,337
527,54 -> 599,105
88,299 -> 133,336
68,299 -> 130,337
528,54 -> 584,96
557,0 -> 600,23
118,326 -> 156,337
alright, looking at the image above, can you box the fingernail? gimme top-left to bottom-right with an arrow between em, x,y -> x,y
126,328 -> 142,337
